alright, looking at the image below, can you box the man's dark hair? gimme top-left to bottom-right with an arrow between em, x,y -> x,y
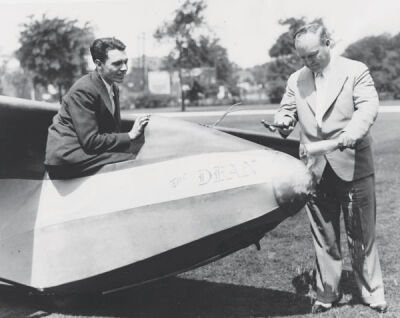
293,23 -> 329,46
90,37 -> 126,63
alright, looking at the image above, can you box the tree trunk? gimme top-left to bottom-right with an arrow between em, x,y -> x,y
178,68 -> 185,112
58,85 -> 63,103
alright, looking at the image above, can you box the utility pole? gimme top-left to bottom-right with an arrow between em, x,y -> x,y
137,34 -> 142,68
142,33 -> 147,92
179,67 -> 185,112
137,33 -> 147,91
178,40 -> 185,112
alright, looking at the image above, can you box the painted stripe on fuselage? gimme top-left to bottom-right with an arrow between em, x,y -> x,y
28,183 -> 277,288
35,149 -> 276,228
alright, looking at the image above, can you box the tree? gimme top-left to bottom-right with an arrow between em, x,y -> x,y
0,68 -> 34,99
197,36 -> 233,83
265,17 -> 328,103
154,0 -> 234,109
344,34 -> 400,99
268,17 -> 309,58
16,15 -> 94,102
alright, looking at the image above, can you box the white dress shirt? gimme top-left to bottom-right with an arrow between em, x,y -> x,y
314,56 -> 335,127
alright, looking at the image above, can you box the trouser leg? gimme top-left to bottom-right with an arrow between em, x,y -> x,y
306,165 -> 342,303
341,174 -> 385,304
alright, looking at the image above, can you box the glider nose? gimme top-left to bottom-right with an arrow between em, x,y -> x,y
271,153 -> 314,211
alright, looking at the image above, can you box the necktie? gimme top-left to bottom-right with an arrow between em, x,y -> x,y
314,72 -> 324,127
109,85 -> 116,115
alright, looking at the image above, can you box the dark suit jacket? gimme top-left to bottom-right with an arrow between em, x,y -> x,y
275,56 -> 379,181
44,71 -> 133,176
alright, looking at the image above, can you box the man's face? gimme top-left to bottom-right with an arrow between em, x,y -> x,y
97,49 -> 128,84
295,32 -> 331,73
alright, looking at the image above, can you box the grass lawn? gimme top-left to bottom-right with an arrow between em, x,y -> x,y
0,111 -> 398,318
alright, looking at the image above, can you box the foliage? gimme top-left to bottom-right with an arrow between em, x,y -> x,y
264,17 -> 328,103
0,60 -> 34,99
197,36 -> 233,83
159,35 -> 234,83
268,17 -> 308,58
154,0 -> 236,107
16,15 -> 94,101
133,93 -> 177,108
265,54 -> 303,103
3,69 -> 33,99
344,33 -> 400,99
248,64 -> 268,87
154,0 -> 208,69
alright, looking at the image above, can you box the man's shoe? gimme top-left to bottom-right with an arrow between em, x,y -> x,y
369,302 -> 388,313
311,301 -> 332,314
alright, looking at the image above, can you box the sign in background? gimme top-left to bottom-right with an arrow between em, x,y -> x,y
148,71 -> 171,94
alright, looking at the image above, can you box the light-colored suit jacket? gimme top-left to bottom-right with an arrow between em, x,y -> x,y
275,56 -> 379,181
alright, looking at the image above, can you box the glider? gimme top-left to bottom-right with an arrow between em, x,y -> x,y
0,95 -> 312,295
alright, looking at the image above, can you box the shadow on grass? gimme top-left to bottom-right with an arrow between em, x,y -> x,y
0,277 -> 313,318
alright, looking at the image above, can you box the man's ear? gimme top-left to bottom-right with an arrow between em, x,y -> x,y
94,59 -> 102,67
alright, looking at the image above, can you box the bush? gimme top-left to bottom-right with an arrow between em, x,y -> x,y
134,93 -> 178,109
267,81 -> 286,104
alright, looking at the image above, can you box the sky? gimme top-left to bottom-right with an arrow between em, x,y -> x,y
1,0 -> 400,68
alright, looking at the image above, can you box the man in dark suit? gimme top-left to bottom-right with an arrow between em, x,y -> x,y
45,37 -> 150,178
273,24 -> 387,314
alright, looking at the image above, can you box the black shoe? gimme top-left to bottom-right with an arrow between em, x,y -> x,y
311,293 -> 343,314
311,302 -> 332,314
369,302 -> 388,313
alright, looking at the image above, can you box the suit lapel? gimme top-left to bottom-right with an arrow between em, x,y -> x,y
298,58 -> 348,122
92,71 -> 115,116
298,68 -> 317,115
321,60 -> 348,118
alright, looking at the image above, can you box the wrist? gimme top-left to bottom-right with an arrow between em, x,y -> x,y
129,131 -> 139,140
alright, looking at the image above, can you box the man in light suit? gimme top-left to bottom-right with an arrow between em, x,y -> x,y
273,24 -> 387,314
45,37 -> 150,178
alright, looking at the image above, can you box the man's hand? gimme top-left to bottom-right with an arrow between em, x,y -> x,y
272,116 -> 295,135
129,114 -> 150,140
337,132 -> 357,150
